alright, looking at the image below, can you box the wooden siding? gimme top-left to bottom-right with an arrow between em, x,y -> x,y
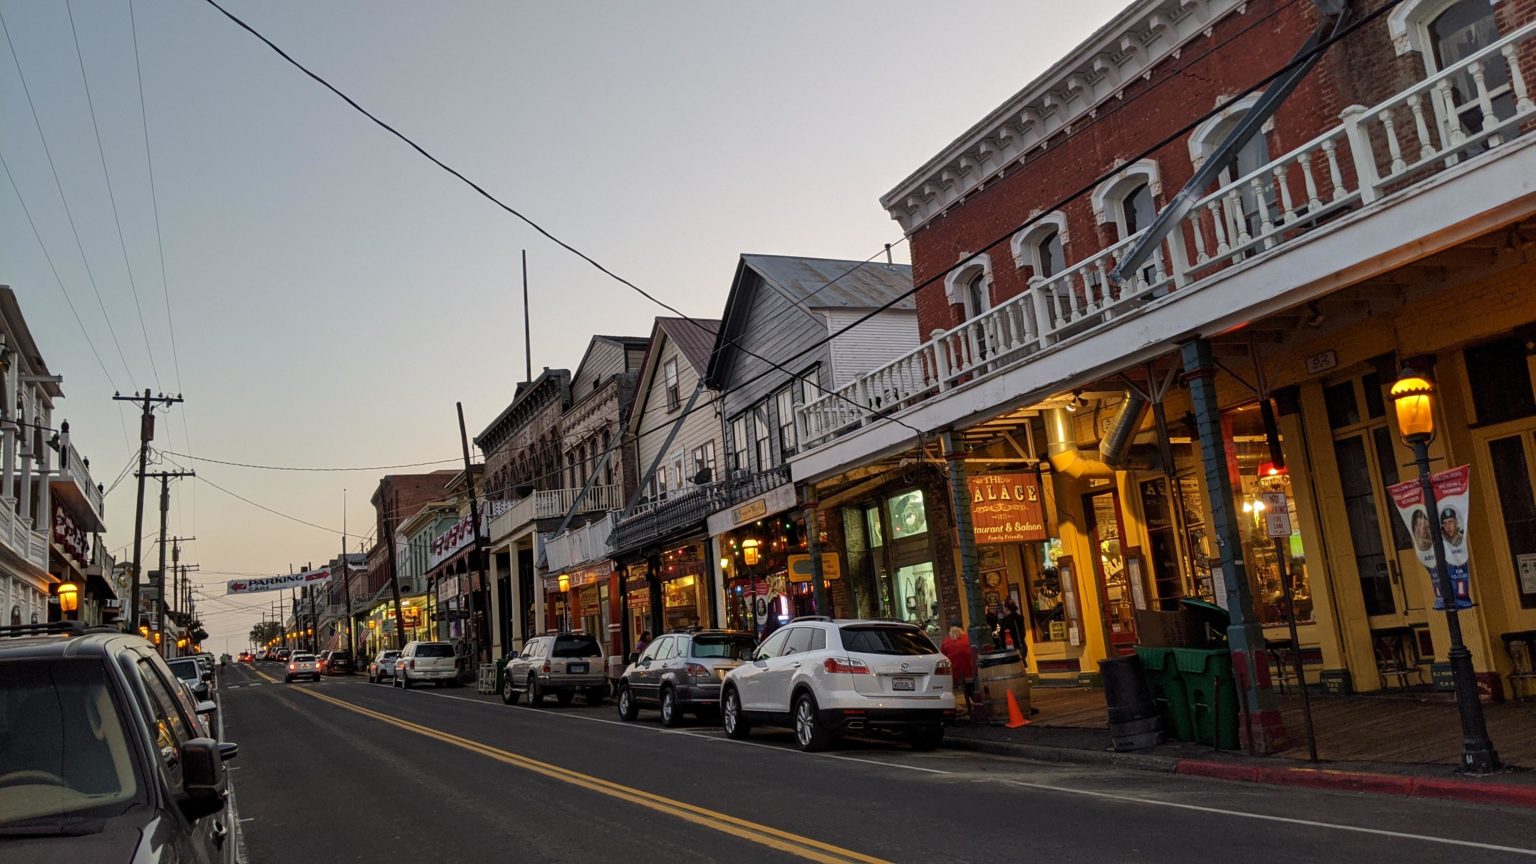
571,339 -> 626,401
822,309 -> 920,390
635,330 -> 722,495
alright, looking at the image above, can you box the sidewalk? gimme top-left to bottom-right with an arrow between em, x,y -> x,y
947,685 -> 1536,809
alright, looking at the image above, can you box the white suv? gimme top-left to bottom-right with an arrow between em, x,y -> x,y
396,640 -> 459,688
720,617 -> 954,752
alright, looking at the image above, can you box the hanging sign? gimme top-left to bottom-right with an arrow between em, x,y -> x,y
53,505 -> 89,564
786,553 -> 841,583
1387,464 -> 1474,610
226,567 -> 332,595
967,473 -> 1047,544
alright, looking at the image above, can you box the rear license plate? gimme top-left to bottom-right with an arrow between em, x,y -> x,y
569,663 -> 588,674
892,676 -> 915,691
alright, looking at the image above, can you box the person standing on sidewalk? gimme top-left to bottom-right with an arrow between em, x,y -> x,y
998,599 -> 1027,659
941,624 -> 977,719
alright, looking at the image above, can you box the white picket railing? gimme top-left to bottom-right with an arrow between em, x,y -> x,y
799,20 -> 1536,448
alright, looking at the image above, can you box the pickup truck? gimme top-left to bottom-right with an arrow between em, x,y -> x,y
396,641 -> 459,688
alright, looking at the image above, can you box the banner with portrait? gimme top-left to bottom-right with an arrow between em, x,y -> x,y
1387,464 -> 1474,610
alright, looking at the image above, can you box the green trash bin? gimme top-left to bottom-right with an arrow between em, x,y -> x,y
494,655 -> 511,694
1135,646 -> 1195,742
1172,647 -> 1239,749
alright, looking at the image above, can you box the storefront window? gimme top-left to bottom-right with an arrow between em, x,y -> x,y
888,490 -> 927,539
1223,404 -> 1314,626
1022,538 -> 1066,642
893,562 -> 937,631
1487,434 -> 1536,609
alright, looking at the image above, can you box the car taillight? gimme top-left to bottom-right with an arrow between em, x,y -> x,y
684,663 -> 710,679
409,660 -> 416,669
823,657 -> 870,675
934,659 -> 952,677
541,662 -> 551,674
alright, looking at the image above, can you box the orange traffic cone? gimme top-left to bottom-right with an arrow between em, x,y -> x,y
1005,689 -> 1030,728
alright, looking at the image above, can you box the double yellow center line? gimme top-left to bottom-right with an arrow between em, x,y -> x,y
247,669 -> 887,864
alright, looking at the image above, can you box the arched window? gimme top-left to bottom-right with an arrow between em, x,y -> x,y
1010,212 -> 1071,280
1120,183 -> 1155,238
1189,95 -> 1276,242
943,254 -> 995,320
1389,0 -> 1511,134
1093,160 -> 1161,239
965,272 -> 990,316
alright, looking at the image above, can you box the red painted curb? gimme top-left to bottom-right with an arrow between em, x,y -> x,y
1173,758 -> 1536,809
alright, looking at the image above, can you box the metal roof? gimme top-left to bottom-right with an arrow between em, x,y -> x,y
653,317 -> 720,374
739,255 -> 915,311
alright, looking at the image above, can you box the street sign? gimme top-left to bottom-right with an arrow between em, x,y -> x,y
1261,492 -> 1291,538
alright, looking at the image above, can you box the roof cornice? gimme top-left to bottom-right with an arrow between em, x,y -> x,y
880,0 -> 1247,234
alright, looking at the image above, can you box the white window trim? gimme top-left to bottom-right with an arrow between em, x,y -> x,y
1009,212 -> 1071,272
943,253 -> 994,317
1388,0 -> 1499,61
1187,93 -> 1280,169
1091,159 -> 1162,233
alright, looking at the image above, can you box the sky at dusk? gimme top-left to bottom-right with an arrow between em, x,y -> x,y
0,0 -> 1126,650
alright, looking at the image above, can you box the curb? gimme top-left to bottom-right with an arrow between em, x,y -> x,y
946,736 -> 1536,810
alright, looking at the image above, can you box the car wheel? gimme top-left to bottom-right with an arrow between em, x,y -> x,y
528,677 -> 542,706
793,693 -> 833,752
434,680 -> 445,689
910,725 -> 944,752
402,675 -> 413,690
585,686 -> 607,705
284,676 -> 292,684
556,690 -> 575,707
616,685 -> 638,721
660,687 -> 683,728
501,675 -> 521,705
722,688 -> 750,740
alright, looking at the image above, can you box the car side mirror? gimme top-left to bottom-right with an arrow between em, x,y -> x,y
178,738 -> 228,821
195,700 -> 217,717
218,742 -> 239,762
626,653 -> 638,664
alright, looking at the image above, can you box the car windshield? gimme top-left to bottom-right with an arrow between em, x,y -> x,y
552,636 -> 600,658
293,654 -> 315,662
415,644 -> 454,658
166,659 -> 201,681
380,651 -> 400,660
330,652 -> 351,661
690,635 -> 756,660
839,625 -> 937,656
0,659 -> 143,825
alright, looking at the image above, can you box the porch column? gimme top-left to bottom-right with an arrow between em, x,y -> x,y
487,550 -> 504,658
805,487 -> 829,615
646,553 -> 664,637
1181,338 -> 1289,755
530,537 -> 546,638
509,545 -> 525,648
942,431 -> 988,649
708,538 -> 727,629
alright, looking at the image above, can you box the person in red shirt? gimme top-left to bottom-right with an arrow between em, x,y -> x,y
941,624 -> 977,719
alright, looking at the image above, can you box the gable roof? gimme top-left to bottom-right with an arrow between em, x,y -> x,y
571,334 -> 650,391
705,255 -> 914,387
628,316 -> 721,427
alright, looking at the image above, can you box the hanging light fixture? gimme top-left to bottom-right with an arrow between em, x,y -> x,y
741,538 -> 761,566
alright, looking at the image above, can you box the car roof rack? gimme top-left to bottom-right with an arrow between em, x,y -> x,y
0,620 -> 115,639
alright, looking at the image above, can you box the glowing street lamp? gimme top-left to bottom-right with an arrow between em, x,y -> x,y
56,580 -> 80,618
1389,367 -> 1499,772
741,538 -> 761,566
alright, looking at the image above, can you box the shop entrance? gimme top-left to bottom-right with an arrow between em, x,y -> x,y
1085,490 -> 1139,654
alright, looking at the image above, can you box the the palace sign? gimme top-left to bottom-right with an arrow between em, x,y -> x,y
967,473 -> 1047,544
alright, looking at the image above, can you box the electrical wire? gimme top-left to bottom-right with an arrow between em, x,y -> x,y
64,0 -> 161,388
157,450 -> 462,472
0,5 -> 136,386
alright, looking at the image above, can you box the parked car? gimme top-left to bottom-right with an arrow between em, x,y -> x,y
273,648 -> 291,664
167,656 -> 213,703
0,621 -> 238,862
368,649 -> 402,684
322,649 -> 353,675
396,641 -> 458,688
616,629 -> 756,726
285,653 -> 321,683
501,633 -> 607,706
720,618 -> 955,752
255,649 -> 269,662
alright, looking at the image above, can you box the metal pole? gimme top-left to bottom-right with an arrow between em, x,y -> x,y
1411,439 -> 1500,772
1274,539 -> 1317,761
385,513 -> 407,650
805,486 -> 829,615
457,402 -> 490,665
155,475 -> 169,656
522,250 -> 532,383
128,391 -> 151,631
942,432 -> 988,650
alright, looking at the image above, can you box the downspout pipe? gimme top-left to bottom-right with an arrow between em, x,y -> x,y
1044,407 -> 1114,480
1099,390 -> 1152,469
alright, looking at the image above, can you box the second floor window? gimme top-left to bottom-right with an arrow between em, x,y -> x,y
753,405 -> 772,470
1119,182 -> 1156,238
776,386 -> 798,456
730,416 -> 749,473
656,465 -> 668,498
692,442 -> 716,483
664,359 -> 680,411
1035,230 -> 1063,278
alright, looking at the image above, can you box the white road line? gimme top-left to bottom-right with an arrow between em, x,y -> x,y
394,687 -> 951,775
993,779 -> 1536,856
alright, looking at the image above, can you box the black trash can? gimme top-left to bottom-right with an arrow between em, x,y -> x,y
1099,654 -> 1163,751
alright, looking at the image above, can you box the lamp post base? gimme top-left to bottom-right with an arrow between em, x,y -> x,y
1448,646 -> 1501,773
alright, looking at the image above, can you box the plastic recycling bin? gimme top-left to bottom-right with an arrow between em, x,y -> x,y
1135,646 -> 1195,742
1172,647 -> 1239,749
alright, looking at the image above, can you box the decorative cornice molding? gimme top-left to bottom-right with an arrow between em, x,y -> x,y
880,0 -> 1248,234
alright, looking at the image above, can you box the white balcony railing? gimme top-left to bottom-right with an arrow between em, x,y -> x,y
533,484 -> 621,520
0,494 -> 49,572
56,439 -> 105,523
800,20 -> 1536,447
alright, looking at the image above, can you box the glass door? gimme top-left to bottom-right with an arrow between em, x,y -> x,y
1086,491 -> 1138,653
1483,430 -> 1536,610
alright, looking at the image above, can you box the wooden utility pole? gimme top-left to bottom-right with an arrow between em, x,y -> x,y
522,250 -> 532,383
112,389 -> 182,633
456,402 -> 490,666
140,469 -> 193,655
341,493 -> 356,662
384,510 -> 407,650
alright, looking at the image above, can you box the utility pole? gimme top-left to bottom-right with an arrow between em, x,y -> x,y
167,537 -> 195,618
457,402 -> 490,666
141,469 -> 193,656
384,510 -> 407,650
342,494 -> 356,662
113,389 -> 182,633
522,250 -> 532,383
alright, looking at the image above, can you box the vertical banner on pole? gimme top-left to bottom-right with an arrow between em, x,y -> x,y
1387,464 -> 1474,609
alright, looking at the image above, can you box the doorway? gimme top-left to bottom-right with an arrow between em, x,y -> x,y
1086,490 -> 1139,654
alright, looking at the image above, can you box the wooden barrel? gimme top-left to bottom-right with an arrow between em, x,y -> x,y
976,650 -> 1030,725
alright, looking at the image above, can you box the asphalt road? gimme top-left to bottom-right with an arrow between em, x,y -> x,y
216,662 -> 1536,863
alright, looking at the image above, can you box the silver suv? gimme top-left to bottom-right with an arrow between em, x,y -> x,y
501,633 -> 606,706
616,630 -> 756,727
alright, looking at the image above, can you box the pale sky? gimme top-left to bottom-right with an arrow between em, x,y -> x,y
0,0 -> 1126,650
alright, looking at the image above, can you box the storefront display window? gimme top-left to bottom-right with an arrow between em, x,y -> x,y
1021,538 -> 1067,642
1223,404 -> 1314,626
1089,492 -> 1138,649
893,562 -> 937,630
888,490 -> 927,539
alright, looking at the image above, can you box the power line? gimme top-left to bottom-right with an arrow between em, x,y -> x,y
127,0 -> 181,398
0,5 -> 136,385
157,450 -> 462,472
63,0 -> 161,387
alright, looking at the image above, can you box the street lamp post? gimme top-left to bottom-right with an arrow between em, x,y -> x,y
1389,369 -> 1500,773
